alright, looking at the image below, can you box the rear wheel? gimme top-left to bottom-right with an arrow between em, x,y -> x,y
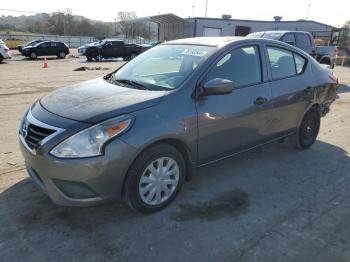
289,110 -> 320,149
124,143 -> 185,213
58,51 -> 66,59
0,56 -> 3,63
30,52 -> 38,59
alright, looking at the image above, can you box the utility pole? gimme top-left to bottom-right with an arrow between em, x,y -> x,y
114,17 -> 117,36
306,0 -> 311,20
205,0 -> 208,17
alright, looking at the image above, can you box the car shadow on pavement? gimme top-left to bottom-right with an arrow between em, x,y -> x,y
337,84 -> 350,94
1,140 -> 349,261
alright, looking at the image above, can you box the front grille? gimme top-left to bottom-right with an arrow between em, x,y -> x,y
25,123 -> 55,150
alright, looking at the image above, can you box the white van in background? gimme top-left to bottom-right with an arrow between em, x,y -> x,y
0,39 -> 11,63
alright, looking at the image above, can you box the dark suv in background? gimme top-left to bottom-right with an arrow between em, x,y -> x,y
247,31 -> 335,67
21,41 -> 70,59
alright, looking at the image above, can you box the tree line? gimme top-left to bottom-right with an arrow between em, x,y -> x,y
0,10 -> 155,39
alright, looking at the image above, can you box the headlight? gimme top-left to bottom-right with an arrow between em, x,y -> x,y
50,115 -> 134,158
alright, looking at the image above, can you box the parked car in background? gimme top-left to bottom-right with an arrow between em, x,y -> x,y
85,39 -> 144,61
17,40 -> 44,54
77,41 -> 100,55
0,39 -> 11,63
19,37 -> 338,213
247,31 -> 336,67
21,41 -> 70,59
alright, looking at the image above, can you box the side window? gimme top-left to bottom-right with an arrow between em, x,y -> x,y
50,42 -> 58,47
206,45 -> 261,87
267,46 -> 296,79
112,41 -> 123,48
281,34 -> 295,45
40,42 -> 49,48
295,34 -> 312,48
294,53 -> 307,74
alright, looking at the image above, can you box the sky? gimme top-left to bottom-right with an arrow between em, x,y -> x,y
1,0 -> 349,27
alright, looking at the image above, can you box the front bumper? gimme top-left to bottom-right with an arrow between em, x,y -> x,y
19,107 -> 138,207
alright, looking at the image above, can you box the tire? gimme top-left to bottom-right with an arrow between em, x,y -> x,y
130,53 -> 137,60
289,109 -> 320,149
30,52 -> 38,59
86,56 -> 93,62
124,143 -> 186,213
0,56 -> 3,63
94,54 -> 103,62
58,51 -> 66,59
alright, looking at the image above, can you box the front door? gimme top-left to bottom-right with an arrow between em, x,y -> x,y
196,44 -> 274,164
37,42 -> 50,56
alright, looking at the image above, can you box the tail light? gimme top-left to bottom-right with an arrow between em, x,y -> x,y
330,74 -> 339,85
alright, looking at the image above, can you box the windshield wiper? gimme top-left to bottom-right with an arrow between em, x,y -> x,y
114,79 -> 148,90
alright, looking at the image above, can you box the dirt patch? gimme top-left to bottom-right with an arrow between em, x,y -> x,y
74,66 -> 110,71
170,189 -> 250,222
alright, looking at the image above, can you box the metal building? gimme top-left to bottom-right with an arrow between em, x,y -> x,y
126,13 -> 335,42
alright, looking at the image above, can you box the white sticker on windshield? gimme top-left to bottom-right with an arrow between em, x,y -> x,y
181,49 -> 208,57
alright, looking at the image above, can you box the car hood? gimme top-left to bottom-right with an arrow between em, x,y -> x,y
40,78 -> 166,124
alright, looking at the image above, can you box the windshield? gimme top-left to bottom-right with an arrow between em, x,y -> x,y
261,32 -> 283,40
26,40 -> 40,46
247,32 -> 265,38
113,44 -> 215,90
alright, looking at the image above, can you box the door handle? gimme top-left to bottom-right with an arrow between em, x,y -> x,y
254,97 -> 268,105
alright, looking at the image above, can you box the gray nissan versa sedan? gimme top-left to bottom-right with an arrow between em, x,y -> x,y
19,37 -> 338,213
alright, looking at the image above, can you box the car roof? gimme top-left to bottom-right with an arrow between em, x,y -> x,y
103,39 -> 123,42
250,30 -> 311,35
164,37 -> 244,47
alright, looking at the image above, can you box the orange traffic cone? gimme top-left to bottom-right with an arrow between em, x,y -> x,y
43,57 -> 48,68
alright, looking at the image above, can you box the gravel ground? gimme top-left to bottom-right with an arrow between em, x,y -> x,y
0,51 -> 350,262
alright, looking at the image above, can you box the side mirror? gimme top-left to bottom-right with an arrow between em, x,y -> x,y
202,78 -> 234,96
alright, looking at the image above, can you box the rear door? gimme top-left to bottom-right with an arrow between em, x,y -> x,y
49,42 -> 59,55
196,43 -> 274,164
264,44 -> 312,134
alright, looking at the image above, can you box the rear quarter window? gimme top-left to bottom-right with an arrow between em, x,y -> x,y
267,46 -> 307,79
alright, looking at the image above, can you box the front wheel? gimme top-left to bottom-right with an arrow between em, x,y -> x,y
124,143 -> 185,213
94,54 -> 103,62
130,53 -> 137,60
30,52 -> 38,59
289,110 -> 320,149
